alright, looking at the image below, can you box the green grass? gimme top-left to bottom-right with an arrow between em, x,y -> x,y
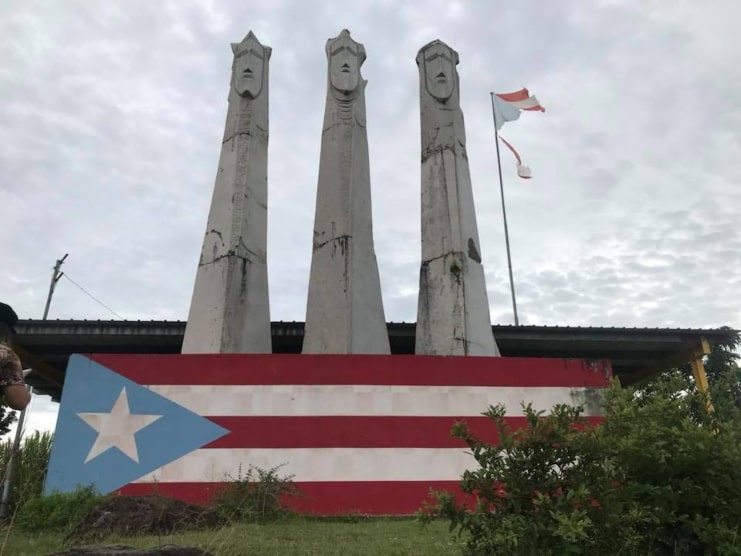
0,431 -> 53,518
1,517 -> 460,556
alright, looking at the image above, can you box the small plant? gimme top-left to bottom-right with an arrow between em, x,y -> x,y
0,430 -> 53,516
15,484 -> 107,533
211,463 -> 299,523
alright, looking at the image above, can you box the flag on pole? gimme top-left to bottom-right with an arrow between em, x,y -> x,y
45,353 -> 610,515
498,135 -> 532,179
491,88 -> 545,131
491,88 -> 545,178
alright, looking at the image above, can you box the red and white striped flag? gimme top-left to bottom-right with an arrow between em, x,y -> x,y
491,88 -> 545,179
492,88 -> 545,131
46,353 -> 610,515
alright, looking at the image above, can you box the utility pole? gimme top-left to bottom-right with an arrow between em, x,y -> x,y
0,254 -> 67,521
42,254 -> 68,320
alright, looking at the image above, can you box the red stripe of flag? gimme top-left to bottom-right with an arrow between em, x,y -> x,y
495,88 -> 545,112
90,354 -> 611,388
496,88 -> 531,102
203,416 -> 604,449
119,481 -> 468,514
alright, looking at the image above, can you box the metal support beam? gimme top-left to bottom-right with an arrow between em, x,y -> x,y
689,337 -> 713,412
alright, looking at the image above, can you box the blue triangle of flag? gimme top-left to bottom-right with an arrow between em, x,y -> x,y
45,355 -> 229,495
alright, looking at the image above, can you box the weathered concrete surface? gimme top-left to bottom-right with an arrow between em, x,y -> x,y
182,32 -> 272,354
415,40 -> 500,356
303,30 -> 390,354
49,545 -> 212,556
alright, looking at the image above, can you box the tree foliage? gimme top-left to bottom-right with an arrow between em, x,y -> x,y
0,403 -> 16,438
421,336 -> 741,555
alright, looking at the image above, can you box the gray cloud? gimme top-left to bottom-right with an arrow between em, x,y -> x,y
1,1 -> 740,427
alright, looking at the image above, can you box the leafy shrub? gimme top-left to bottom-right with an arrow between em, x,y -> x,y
15,485 -> 107,533
0,404 -> 15,438
421,401 -> 643,555
0,430 -> 53,515
598,372 -> 741,554
421,366 -> 741,555
211,464 -> 300,523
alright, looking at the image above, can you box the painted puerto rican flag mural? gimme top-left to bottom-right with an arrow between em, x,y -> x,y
45,354 -> 611,514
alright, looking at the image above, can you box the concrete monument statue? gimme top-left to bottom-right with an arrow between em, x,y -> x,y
415,40 -> 500,356
182,32 -> 272,354
303,29 -> 390,354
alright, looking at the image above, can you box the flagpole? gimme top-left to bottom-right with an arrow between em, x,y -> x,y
489,92 -> 520,326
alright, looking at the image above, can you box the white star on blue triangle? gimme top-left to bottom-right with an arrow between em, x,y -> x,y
45,355 -> 229,495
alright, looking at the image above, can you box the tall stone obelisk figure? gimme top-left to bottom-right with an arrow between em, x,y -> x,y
303,30 -> 390,354
182,32 -> 272,354
415,40 -> 500,356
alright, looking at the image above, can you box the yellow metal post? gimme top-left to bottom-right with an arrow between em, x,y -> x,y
689,337 -> 713,412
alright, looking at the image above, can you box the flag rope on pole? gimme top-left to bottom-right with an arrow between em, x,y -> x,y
488,88 -> 546,326
489,92 -> 520,326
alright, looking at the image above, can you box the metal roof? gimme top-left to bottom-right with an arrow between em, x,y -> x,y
15,319 -> 737,402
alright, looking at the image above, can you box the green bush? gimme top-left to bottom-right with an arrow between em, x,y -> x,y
598,372 -> 741,554
421,367 -> 741,555
211,464 -> 299,523
0,430 -> 53,516
0,404 -> 16,438
15,485 -> 107,533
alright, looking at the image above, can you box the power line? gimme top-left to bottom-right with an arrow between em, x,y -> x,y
61,273 -> 124,320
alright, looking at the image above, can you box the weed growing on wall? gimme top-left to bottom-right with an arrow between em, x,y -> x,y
212,464 -> 300,523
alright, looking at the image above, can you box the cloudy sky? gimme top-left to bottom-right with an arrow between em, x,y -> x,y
2,0 -> 740,433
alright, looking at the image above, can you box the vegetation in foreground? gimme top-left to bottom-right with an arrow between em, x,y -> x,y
0,430 -> 52,519
1,462 -> 458,555
421,332 -> 741,555
2,517 -> 458,556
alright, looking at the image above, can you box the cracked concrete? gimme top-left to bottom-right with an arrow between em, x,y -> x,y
182,32 -> 272,354
414,40 -> 499,357
313,233 -> 351,253
303,30 -> 390,354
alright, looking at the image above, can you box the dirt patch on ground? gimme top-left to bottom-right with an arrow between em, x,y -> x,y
66,496 -> 226,544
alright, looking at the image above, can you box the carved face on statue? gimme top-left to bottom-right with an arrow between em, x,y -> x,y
231,33 -> 269,98
421,41 -> 458,102
327,30 -> 365,95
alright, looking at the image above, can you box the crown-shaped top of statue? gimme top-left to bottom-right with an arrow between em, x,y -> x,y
326,29 -> 366,64
231,31 -> 271,58
416,39 -> 460,103
326,29 -> 366,97
230,31 -> 271,99
416,39 -> 459,64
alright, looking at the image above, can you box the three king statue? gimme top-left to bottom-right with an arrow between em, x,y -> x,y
415,40 -> 500,356
183,32 -> 272,354
183,30 -> 500,357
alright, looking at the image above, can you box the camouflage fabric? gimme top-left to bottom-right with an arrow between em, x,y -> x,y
0,343 -> 23,386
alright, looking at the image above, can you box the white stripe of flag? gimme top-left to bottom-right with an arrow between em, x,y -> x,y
133,448 -> 476,483
145,384 -> 602,417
